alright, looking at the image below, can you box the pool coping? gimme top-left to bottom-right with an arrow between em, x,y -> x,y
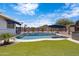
15,38 -> 66,42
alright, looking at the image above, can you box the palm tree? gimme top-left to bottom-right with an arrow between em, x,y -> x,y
31,27 -> 35,32
50,28 -> 53,32
24,25 -> 27,32
41,28 -> 44,32
0,33 -> 13,45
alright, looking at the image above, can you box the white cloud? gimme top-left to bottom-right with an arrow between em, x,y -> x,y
26,15 -> 53,27
64,3 -> 78,9
64,3 -> 71,8
13,3 -> 39,16
26,19 -> 52,27
61,3 -> 79,18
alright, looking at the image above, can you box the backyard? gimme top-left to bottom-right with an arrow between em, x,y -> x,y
0,40 -> 79,56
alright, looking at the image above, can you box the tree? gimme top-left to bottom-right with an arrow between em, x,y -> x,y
56,18 -> 75,34
56,18 -> 74,26
31,27 -> 35,32
24,25 -> 27,32
41,28 -> 44,32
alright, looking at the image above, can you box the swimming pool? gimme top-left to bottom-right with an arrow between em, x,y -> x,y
16,32 -> 67,40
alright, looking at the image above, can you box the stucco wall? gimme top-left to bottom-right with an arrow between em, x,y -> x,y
0,17 -> 16,35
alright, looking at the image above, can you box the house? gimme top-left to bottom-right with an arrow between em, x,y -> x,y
69,25 -> 75,33
0,13 -> 21,35
69,20 -> 79,33
75,20 -> 79,31
71,20 -> 79,40
48,25 -> 67,32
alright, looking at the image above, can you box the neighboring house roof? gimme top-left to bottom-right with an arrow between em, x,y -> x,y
76,20 -> 79,25
70,24 -> 75,27
48,25 -> 66,28
0,13 -> 21,25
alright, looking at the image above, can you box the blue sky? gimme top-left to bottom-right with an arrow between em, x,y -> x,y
0,3 -> 79,27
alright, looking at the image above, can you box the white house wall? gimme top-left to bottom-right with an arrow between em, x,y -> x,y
0,17 -> 7,28
0,17 -> 16,35
0,28 -> 16,35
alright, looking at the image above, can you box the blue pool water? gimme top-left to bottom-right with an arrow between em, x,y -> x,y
16,32 -> 67,40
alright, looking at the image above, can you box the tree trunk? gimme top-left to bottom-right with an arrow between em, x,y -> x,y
66,25 -> 70,35
4,39 -> 9,45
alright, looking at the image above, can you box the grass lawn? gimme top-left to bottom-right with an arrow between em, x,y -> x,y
0,40 -> 79,56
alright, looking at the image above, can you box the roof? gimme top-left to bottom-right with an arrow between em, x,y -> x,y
70,24 -> 75,27
48,25 -> 66,28
0,13 -> 21,25
76,20 -> 79,25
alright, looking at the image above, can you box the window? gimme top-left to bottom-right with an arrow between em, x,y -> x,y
7,20 -> 15,29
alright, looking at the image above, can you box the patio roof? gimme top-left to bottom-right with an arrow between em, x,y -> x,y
0,13 -> 21,25
48,25 -> 66,28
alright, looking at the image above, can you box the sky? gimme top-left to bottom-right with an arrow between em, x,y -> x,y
0,3 -> 79,27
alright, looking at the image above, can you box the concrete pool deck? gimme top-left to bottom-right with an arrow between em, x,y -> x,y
0,37 -> 79,44
15,38 -> 67,42
14,38 -> 79,44
67,38 -> 79,44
